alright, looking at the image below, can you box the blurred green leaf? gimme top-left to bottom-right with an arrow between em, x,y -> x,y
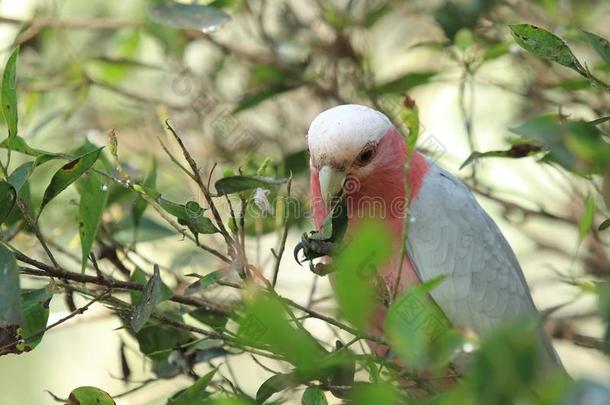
39,147 -> 103,215
578,195 -> 596,242
18,286 -> 53,352
362,4 -> 391,28
301,387 -> 327,405
185,270 -> 224,295
215,175 -> 287,195
2,47 -> 19,140
400,97 -> 419,150
583,30 -> 610,66
281,149 -> 308,176
598,282 -> 610,353
435,0 -> 495,40
233,84 -> 298,114
168,369 -> 216,405
368,72 -> 435,95
0,181 -> 16,225
350,383 -> 402,405
132,158 -> 157,229
385,276 -> 461,370
510,24 -> 585,74
256,373 -> 301,403
79,172 -> 109,273
131,265 -> 162,333
237,291 -> 326,369
455,28 -> 474,51
112,217 -> 175,243
0,136 -> 59,165
130,267 -> 173,303
66,386 -> 115,405
150,1 -> 230,33
8,161 -> 33,192
482,42 -> 510,61
599,218 -> 610,231
333,221 -> 392,329
0,243 -> 21,353
188,308 -> 228,331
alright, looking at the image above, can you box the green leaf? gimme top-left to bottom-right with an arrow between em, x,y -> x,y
256,373 -> 301,403
233,84 -> 298,114
18,286 -> 53,351
0,244 -> 21,345
79,172 -> 109,273
66,386 -> 115,405
215,175 -> 287,195
362,4 -> 391,28
599,218 -> 610,231
282,149 -> 308,176
385,276 -> 462,370
8,161 -> 33,192
302,387 -> 328,405
0,136 -> 59,164
333,221 -> 392,329
2,47 -> 19,139
583,30 -> 610,66
184,270 -> 224,295
579,195 -> 596,242
131,265 -> 162,333
350,383 -> 402,405
459,144 -> 544,169
39,147 -> 103,214
132,158 -> 157,229
130,267 -> 173,303
368,72 -> 435,95
0,181 -> 16,225
237,292 -> 326,370
180,200 -> 218,234
509,24 -> 585,74
150,2 -> 230,33
168,369 -> 216,405
133,318 -> 191,361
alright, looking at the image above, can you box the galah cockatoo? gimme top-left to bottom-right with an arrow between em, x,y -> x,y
304,104 -> 562,368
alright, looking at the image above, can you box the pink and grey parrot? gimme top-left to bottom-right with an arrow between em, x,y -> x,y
303,104 -> 562,368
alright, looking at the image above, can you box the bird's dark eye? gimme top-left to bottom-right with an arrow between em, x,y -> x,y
356,148 -> 375,166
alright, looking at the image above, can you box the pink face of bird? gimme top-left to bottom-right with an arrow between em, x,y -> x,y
307,104 -> 398,208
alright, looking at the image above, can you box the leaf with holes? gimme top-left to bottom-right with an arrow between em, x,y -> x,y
510,24 -> 584,74
2,47 -> 19,139
39,147 -> 103,214
131,265 -> 162,333
79,171 -> 109,273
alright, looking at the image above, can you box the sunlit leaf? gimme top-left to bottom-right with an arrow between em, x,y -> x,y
66,386 -> 115,405
168,369 -> 216,405
79,172 -> 109,273
215,175 -> 287,195
509,24 -> 585,74
302,387 -> 327,405
583,30 -> 610,66
2,47 -> 19,139
150,1 -> 230,33
131,265 -> 162,333
39,147 -> 103,214
0,181 -> 16,225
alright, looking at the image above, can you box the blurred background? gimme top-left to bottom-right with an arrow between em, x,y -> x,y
0,0 -> 609,403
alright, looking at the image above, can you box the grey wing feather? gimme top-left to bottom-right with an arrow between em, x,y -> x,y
407,161 -> 561,366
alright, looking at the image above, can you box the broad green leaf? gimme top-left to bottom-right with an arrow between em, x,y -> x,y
0,243 -> 21,350
509,24 -> 584,74
2,47 -> 19,139
0,136 -> 59,164
79,172 -> 109,273
0,181 -> 16,225
350,383 -> 402,405
368,72 -> 435,95
39,147 -> 103,214
132,158 -> 157,229
66,386 -> 115,405
167,369 -> 216,405
17,286 -> 53,352
333,221 -> 392,329
282,149 -> 308,176
600,218 -> 610,231
578,195 -> 596,242
8,161 -> 33,192
180,201 -> 218,234
302,387 -> 328,405
133,319 -> 190,361
150,2 -> 230,33
385,276 -> 462,370
256,373 -> 301,403
233,84 -> 298,114
184,270 -> 224,295
583,30 -> 610,66
131,265 -> 162,333
215,175 -> 287,195
237,291 -> 326,370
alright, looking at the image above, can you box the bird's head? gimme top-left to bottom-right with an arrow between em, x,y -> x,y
307,104 -> 406,209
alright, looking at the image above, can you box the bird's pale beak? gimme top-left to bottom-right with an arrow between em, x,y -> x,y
319,165 -> 346,208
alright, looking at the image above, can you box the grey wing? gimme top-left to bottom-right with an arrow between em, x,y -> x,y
407,162 -> 560,365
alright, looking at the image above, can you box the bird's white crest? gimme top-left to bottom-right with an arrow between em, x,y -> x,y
307,104 -> 392,166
